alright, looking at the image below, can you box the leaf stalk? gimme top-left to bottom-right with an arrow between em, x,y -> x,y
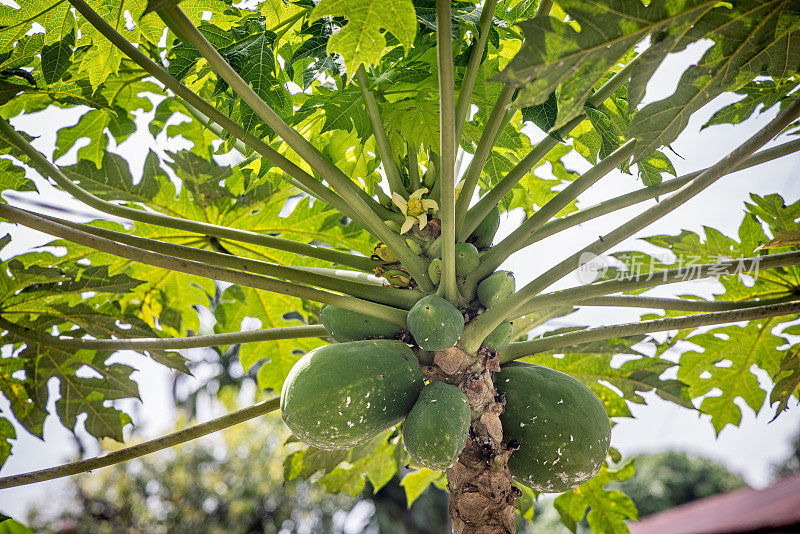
501,301 -> 800,361
437,0 -> 459,303
0,204 -> 409,326
0,397 -> 281,489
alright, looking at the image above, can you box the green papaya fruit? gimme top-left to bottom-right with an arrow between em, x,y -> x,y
281,340 -> 423,450
428,258 -> 443,285
403,381 -> 471,470
482,321 -> 513,351
497,363 -> 611,492
407,295 -> 464,351
320,305 -> 405,343
470,205 -> 500,248
477,270 -> 515,308
454,242 -> 480,276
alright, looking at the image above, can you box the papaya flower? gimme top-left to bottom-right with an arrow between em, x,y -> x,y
392,187 -> 439,234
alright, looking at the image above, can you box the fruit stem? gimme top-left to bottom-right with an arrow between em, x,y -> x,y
525,138 -> 800,246
514,250 -> 800,317
454,85 -> 515,233
465,139 -> 636,292
454,0 -> 500,144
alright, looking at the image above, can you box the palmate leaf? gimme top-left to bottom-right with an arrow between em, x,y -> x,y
20,344 -> 136,442
310,0 -> 417,75
768,348 -> 800,420
628,0 -> 800,161
0,158 -> 36,200
605,195 -> 800,301
294,85 -> 372,139
554,459 -> 638,534
77,0 -> 149,88
0,246 -> 188,441
601,195 -> 800,432
400,467 -> 447,507
0,0 -> 74,50
676,318 -> 796,434
702,78 -> 800,130
496,0 -> 716,129
40,30 -> 75,84
0,416 -> 16,468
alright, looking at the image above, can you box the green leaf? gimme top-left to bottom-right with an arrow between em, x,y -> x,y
678,318 -> 796,434
703,78 -> 800,130
400,467 -> 446,508
41,30 -> 74,84
78,0 -> 148,88
0,158 -> 36,199
0,517 -> 35,534
497,0 -> 716,129
0,416 -> 15,468
554,460 -> 638,534
520,91 -> 562,140
318,433 -> 399,496
769,349 -> 800,421
311,0 -> 417,75
628,0 -> 800,161
514,482 -> 537,523
0,0 -> 74,50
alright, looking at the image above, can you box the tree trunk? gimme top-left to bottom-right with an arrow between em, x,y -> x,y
424,347 -> 521,534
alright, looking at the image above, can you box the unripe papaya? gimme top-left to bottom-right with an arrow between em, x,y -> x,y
482,321 -> 513,351
403,381 -> 471,470
281,340 -> 423,450
407,295 -> 464,351
428,258 -> 443,285
497,363 -> 611,492
454,242 -> 480,276
470,205 -> 500,248
477,270 -> 515,308
320,305 -> 405,343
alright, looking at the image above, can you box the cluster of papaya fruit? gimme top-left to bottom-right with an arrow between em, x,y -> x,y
280,206 -> 611,493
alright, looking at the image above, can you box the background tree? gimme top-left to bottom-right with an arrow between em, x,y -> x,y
0,0 -> 799,532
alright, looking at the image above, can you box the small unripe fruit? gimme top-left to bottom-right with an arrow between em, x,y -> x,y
477,270 -> 515,308
428,258 -> 443,285
454,242 -> 480,276
407,295 -> 464,351
470,205 -> 500,248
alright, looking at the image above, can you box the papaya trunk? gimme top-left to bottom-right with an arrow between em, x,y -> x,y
425,348 -> 520,533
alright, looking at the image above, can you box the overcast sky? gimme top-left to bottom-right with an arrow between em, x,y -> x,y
1,40 -> 799,520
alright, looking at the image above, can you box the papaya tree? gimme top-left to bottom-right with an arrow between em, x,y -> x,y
0,0 -> 799,532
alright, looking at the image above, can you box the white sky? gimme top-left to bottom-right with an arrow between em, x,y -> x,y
1,42 -> 800,520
